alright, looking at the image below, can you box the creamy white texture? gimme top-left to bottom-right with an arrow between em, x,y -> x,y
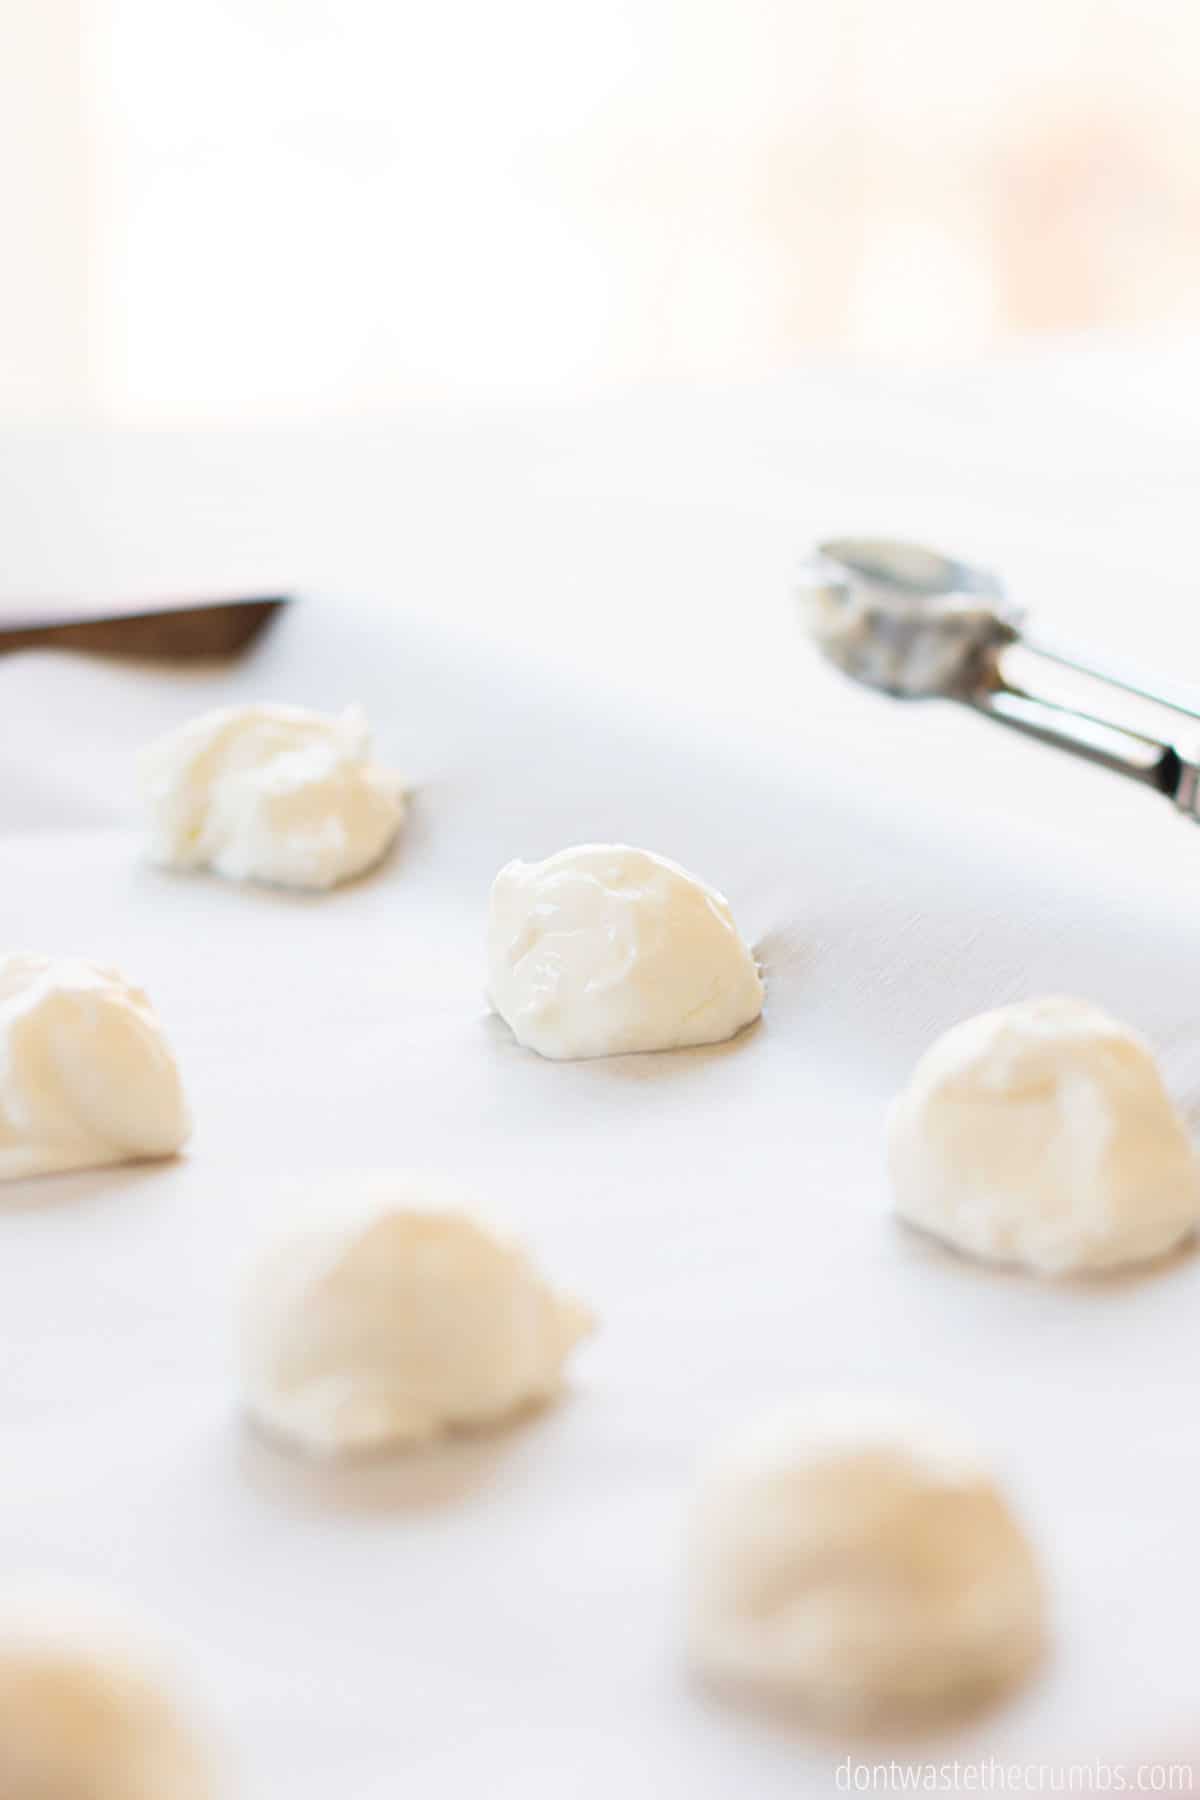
0,1602 -> 214,1800
240,1184 -> 595,1456
889,996 -> 1200,1275
687,1397 -> 1044,1720
0,955 -> 191,1182
140,702 -> 405,890
486,844 -> 764,1060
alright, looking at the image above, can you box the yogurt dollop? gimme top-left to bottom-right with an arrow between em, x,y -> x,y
687,1396 -> 1045,1720
0,955 -> 191,1181
487,844 -> 764,1060
889,996 -> 1200,1275
0,1588 -> 215,1800
240,1184 -> 594,1456
140,702 -> 405,890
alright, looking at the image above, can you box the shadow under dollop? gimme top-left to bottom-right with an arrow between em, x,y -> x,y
235,1395 -> 558,1517
0,1154 -> 183,1214
482,1007 -> 765,1085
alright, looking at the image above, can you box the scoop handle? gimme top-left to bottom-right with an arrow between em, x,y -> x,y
967,637 -> 1200,815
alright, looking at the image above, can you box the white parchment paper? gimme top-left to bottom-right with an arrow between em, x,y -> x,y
2,369 -> 1200,1793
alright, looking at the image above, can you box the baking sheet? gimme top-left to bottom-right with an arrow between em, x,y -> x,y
4,400 -> 1200,1794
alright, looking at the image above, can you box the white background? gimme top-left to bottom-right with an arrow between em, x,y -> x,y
7,0 -> 1200,422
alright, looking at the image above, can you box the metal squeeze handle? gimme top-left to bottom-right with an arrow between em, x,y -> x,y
799,538 -> 1200,820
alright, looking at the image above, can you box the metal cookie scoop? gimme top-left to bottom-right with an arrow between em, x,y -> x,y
799,537 -> 1200,820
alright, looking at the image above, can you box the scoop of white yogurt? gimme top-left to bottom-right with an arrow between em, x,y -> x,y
0,1585 -> 216,1800
486,844 -> 764,1059
687,1395 -> 1045,1721
889,996 -> 1200,1275
140,702 -> 405,890
0,955 -> 191,1181
239,1182 -> 595,1456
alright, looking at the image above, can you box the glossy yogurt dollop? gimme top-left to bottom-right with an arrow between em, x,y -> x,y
487,844 -> 763,1060
0,954 -> 191,1181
